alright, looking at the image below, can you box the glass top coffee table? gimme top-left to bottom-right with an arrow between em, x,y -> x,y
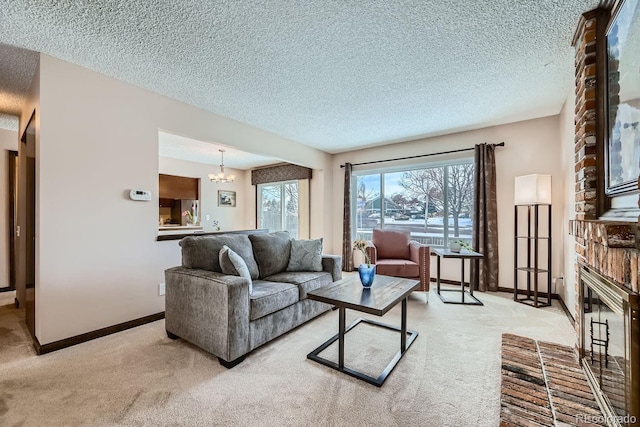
306,274 -> 419,387
431,248 -> 484,306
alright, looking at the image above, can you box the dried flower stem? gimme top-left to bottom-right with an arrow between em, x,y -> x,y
353,239 -> 372,267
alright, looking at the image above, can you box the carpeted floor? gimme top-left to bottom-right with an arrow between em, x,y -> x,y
0,285 -> 578,427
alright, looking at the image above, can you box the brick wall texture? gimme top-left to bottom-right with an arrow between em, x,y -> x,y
574,15 -> 598,222
571,12 -> 640,339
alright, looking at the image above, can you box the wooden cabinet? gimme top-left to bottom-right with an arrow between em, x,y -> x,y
158,198 -> 175,208
159,174 -> 199,200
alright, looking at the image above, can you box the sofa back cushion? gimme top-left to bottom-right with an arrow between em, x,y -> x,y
249,231 -> 292,278
179,234 -> 260,279
372,228 -> 410,259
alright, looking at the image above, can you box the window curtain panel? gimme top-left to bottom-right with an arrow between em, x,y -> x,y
342,163 -> 353,272
471,143 -> 499,292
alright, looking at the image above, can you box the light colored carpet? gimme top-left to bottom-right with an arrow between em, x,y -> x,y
0,285 -> 576,427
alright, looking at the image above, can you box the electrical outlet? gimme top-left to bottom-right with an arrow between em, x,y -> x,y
159,283 -> 166,296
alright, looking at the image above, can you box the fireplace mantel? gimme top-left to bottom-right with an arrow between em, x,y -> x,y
570,220 -> 637,249
570,219 -> 639,293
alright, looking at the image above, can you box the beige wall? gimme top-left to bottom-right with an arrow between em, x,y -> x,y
0,128 -> 18,288
560,90 -> 577,319
26,54 -> 333,345
331,115 -> 566,290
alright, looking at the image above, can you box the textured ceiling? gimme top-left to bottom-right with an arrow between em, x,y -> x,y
0,0 -> 600,153
0,42 -> 38,127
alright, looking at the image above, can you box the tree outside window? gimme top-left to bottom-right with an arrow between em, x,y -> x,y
258,181 -> 299,238
353,161 -> 474,248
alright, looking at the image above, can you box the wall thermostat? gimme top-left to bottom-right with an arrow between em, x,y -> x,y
130,189 -> 152,201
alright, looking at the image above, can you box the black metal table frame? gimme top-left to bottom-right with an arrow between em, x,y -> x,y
435,252 -> 484,306
306,298 -> 418,387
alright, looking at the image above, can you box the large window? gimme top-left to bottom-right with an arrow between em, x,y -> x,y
258,180 -> 301,238
353,160 -> 474,248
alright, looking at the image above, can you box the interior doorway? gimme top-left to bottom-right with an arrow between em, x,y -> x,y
19,112 -> 36,337
1,150 -> 18,296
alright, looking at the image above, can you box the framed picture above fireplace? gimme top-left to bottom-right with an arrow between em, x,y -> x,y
605,0 -> 640,195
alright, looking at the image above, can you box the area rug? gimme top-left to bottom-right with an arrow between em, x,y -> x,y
500,334 -> 605,426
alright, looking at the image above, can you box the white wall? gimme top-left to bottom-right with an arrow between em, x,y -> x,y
0,128 -> 18,288
27,54 -> 333,345
560,90 -> 577,319
331,115 -> 566,290
158,157 -> 246,232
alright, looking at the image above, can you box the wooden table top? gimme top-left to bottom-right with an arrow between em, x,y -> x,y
307,274 -> 419,316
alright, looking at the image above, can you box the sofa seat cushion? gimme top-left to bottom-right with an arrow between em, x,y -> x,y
250,280 -> 299,321
375,259 -> 419,278
265,271 -> 332,299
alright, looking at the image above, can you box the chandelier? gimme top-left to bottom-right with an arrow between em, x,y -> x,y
208,149 -> 235,183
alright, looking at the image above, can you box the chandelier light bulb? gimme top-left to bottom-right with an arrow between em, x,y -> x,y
209,149 -> 235,183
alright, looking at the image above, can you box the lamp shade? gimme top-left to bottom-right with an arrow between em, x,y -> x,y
514,174 -> 551,205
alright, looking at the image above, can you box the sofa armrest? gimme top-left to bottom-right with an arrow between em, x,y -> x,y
165,266 -> 251,362
321,255 -> 343,282
409,241 -> 430,292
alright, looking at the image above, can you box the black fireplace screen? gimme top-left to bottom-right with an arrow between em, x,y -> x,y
579,264 -> 639,426
582,286 -> 627,417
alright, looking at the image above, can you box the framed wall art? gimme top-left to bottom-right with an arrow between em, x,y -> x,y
218,190 -> 236,207
605,0 -> 640,195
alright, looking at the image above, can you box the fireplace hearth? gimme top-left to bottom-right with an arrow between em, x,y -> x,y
579,263 -> 639,426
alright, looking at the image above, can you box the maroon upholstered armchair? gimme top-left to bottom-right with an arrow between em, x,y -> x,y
365,228 -> 430,292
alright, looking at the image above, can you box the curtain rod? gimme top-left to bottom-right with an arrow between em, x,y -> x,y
339,142 -> 505,168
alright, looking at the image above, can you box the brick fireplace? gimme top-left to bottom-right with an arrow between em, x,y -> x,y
570,6 -> 640,425
571,6 -> 640,308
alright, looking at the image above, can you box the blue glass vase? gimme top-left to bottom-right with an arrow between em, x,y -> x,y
358,264 -> 375,288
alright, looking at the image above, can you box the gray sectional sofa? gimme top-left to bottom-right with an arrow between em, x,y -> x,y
165,230 -> 342,367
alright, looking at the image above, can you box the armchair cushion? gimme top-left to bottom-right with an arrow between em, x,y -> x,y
219,245 -> 253,294
286,238 -> 323,272
249,231 -> 292,278
375,259 -> 419,278
372,229 -> 411,259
